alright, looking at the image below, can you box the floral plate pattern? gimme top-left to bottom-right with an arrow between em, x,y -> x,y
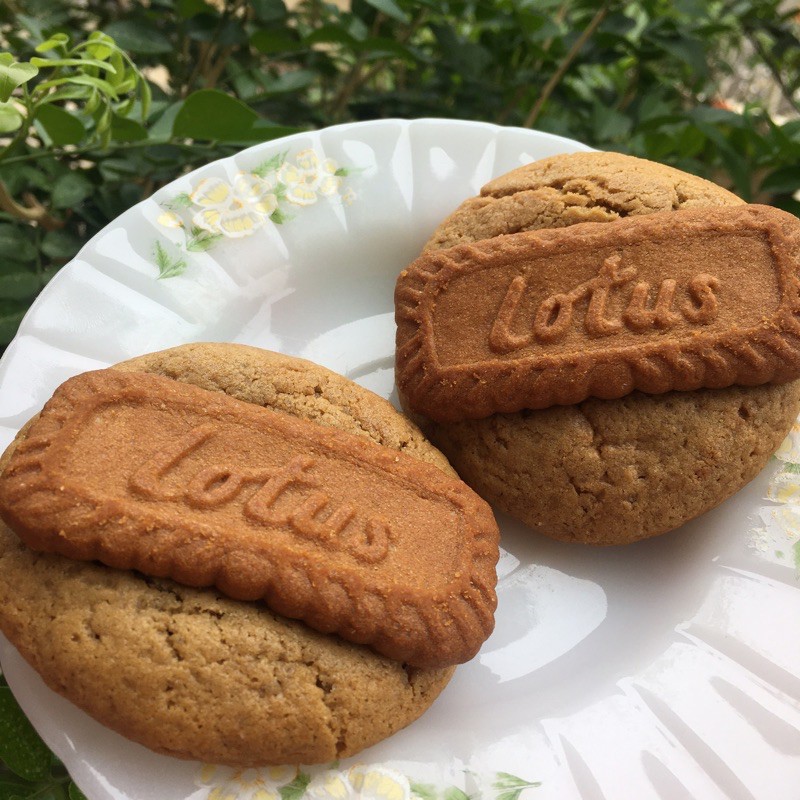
0,119 -> 799,800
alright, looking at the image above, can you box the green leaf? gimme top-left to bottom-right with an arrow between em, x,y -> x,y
103,20 -> 173,55
0,685 -> 52,780
270,207 -> 293,224
0,306 -> 26,346
106,51 -> 126,88
38,85 -> 92,104
252,150 -> 287,178
185,226 -> 222,252
149,101 -> 183,139
41,230 -> 82,261
29,57 -> 117,74
783,462 -> 800,474
0,269 -> 40,300
262,70 -> 315,95
279,771 -> 311,800
760,166 -> 800,196
304,25 -> 360,48
37,74 -> 118,99
110,114 -> 147,142
0,225 -> 36,262
0,101 -> 23,133
176,0 -> 214,18
248,121 -> 299,141
139,78 -> 152,121
173,89 -> 261,142
410,782 -> 438,800
0,56 -> 38,103
492,772 -> 542,800
250,29 -> 305,54
443,788 -> 470,800
794,539 -> 800,571
363,0 -> 410,23
251,0 -> 288,22
35,33 -> 70,53
68,781 -> 88,800
154,240 -> 187,279
35,104 -> 85,146
51,171 -> 93,209
0,772 -> 32,795
163,192 -> 193,210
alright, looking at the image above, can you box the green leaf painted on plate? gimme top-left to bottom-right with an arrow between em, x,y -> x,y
793,539 -> 800,571
784,462 -> 800,474
492,772 -> 542,800
252,150 -> 287,178
270,207 -> 294,225
154,240 -> 187,279
163,192 -> 193,211
443,788 -> 470,800
279,771 -> 310,800
185,226 -> 222,252
410,782 -> 438,800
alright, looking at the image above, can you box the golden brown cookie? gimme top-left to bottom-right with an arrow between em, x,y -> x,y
411,152 -> 800,545
0,368 -> 498,668
0,343 -> 473,765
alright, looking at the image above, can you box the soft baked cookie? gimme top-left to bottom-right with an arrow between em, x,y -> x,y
0,343 -> 460,765
411,151 -> 800,545
424,150 -> 742,250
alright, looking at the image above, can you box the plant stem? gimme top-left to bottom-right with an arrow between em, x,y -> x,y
524,1 -> 610,129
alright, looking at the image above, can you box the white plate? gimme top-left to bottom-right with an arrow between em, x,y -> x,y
2,118 -> 800,800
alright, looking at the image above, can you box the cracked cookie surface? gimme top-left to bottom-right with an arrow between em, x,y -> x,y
415,152 -> 800,544
424,151 -> 742,251
0,343 -> 457,765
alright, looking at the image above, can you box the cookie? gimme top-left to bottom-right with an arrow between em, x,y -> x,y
409,152 -> 800,545
397,204 -> 800,422
424,150 -> 742,250
0,369 -> 498,668
0,343 -> 479,765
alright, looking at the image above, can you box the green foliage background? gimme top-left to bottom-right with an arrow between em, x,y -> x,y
0,0 -> 799,794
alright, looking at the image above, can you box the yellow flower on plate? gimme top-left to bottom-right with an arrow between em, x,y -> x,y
306,766 -> 410,800
157,210 -> 184,228
197,763 -> 298,800
190,173 -> 279,238
279,148 -> 343,206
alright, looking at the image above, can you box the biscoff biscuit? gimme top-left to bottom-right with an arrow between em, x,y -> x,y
0,368 -> 498,668
397,204 -> 800,422
0,343 -> 479,765
407,152 -> 800,544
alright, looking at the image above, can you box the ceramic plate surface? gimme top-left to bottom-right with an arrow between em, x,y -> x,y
1,119 -> 800,800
